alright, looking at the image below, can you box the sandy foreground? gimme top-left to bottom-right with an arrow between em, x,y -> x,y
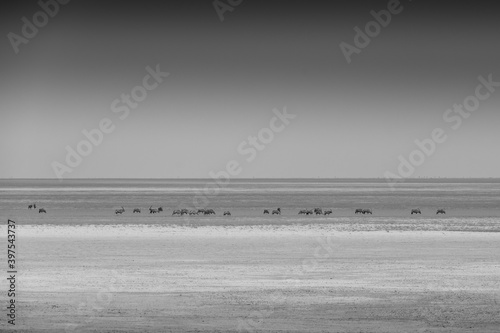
2,225 -> 500,332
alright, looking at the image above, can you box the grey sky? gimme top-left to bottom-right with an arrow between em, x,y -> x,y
1,1 -> 499,178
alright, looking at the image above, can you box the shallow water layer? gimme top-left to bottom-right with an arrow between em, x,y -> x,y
1,179 -> 500,230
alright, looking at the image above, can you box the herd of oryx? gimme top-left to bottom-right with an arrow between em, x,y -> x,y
115,207 -> 225,216
298,208 -> 333,215
27,204 -> 447,216
112,206 -> 446,216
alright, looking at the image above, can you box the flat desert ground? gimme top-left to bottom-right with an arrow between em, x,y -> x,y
5,224 -> 500,332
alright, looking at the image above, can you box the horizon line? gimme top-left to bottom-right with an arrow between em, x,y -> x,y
1,177 -> 500,180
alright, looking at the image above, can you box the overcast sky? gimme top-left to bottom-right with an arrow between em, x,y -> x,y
1,0 -> 499,178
